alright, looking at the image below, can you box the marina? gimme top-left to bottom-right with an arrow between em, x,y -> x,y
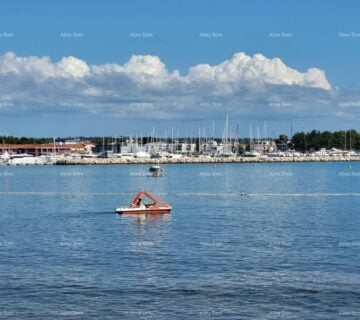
2,117 -> 360,166
2,130 -> 360,166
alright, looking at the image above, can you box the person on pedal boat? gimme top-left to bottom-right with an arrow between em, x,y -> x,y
136,198 -> 146,208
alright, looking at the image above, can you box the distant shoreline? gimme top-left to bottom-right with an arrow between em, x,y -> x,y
54,156 -> 360,165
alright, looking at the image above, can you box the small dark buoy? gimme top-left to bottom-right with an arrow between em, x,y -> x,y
240,192 -> 246,197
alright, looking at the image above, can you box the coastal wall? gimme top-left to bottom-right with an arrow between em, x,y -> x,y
55,156 -> 360,165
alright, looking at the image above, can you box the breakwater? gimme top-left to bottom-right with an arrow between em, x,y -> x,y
55,156 -> 360,165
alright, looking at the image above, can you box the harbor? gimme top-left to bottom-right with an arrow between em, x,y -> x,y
2,138 -> 360,165
2,120 -> 360,165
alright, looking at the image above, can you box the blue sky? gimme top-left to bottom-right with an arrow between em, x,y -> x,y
0,0 -> 360,137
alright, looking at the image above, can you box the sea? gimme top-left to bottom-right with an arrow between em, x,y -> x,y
0,162 -> 360,319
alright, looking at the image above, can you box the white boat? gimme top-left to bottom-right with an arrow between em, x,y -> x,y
46,154 -> 66,164
8,155 -> 50,165
135,151 -> 151,158
169,154 -> 183,159
216,149 -> 235,157
0,151 -> 10,164
81,153 -> 100,159
148,164 -> 163,177
121,153 -> 136,159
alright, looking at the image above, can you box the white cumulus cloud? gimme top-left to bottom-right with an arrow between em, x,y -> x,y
0,51 -> 334,121
187,52 -> 331,90
0,52 -> 90,81
57,56 -> 90,78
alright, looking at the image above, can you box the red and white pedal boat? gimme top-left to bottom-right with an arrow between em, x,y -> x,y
116,190 -> 172,214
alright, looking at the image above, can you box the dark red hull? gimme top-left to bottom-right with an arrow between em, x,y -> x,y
116,207 -> 171,214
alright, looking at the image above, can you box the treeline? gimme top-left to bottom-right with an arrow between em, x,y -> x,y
1,136 -> 52,144
290,130 -> 360,152
0,136 -> 116,145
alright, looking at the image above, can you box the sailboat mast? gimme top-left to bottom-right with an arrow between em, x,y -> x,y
249,125 -> 253,152
198,127 -> 201,155
344,130 -> 347,151
350,129 -> 352,151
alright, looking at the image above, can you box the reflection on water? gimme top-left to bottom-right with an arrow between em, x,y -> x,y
119,213 -> 172,255
119,213 -> 172,245
120,212 -> 171,226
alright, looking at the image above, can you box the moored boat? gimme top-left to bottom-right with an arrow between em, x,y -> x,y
148,164 -> 163,177
116,190 -> 172,214
8,154 -> 51,165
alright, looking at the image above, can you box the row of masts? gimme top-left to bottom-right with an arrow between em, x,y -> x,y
101,116 -> 280,156
101,116 -> 356,154
2,115 -> 352,153
3,116 -> 354,154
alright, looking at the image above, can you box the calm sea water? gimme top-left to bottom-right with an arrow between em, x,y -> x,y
1,162 -> 360,319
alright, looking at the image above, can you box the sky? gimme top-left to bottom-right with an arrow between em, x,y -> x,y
0,0 -> 360,137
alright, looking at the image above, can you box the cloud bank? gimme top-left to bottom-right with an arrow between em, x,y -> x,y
0,51 -> 342,123
0,51 -> 331,88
